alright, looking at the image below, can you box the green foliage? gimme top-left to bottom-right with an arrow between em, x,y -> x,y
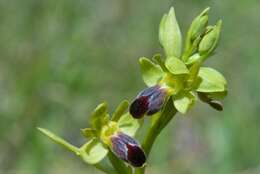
159,7 -> 182,58
37,6 -> 229,174
165,56 -> 189,74
196,67 -> 227,92
90,103 -> 109,132
38,100 -> 141,171
111,100 -> 129,122
79,138 -> 108,164
173,91 -> 196,114
198,20 -> 222,57
118,113 -> 141,137
139,57 -> 164,86
2,1 -> 259,174
37,128 -> 79,154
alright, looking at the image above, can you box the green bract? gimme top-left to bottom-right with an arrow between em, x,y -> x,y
38,100 -> 141,165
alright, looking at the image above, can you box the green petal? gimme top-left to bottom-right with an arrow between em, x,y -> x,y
165,56 -> 189,75
81,128 -> 96,138
173,91 -> 196,114
139,57 -> 164,86
90,102 -> 109,131
111,100 -> 129,121
196,67 -> 227,92
80,138 -> 108,164
118,112 -> 141,137
152,54 -> 168,72
37,127 -> 79,154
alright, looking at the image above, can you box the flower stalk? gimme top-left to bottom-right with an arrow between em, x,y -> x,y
135,99 -> 177,174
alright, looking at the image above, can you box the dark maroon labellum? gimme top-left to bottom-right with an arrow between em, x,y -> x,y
129,96 -> 149,118
209,100 -> 223,111
110,132 -> 146,167
130,85 -> 168,118
197,92 -> 223,111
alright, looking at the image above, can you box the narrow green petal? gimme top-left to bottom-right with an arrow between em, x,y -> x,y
90,102 -> 109,131
81,128 -> 96,138
37,127 -> 79,155
111,100 -> 129,121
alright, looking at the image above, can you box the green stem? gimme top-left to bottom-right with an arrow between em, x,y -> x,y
94,161 -> 117,174
135,99 -> 177,174
108,151 -> 131,174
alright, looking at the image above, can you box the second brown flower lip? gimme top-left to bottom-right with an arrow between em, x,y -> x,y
129,85 -> 168,119
110,132 -> 146,167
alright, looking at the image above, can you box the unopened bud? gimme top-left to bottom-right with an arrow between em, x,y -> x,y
198,20 -> 222,56
188,7 -> 210,41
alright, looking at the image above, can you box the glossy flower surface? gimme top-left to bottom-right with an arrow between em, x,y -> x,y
110,132 -> 146,167
130,85 -> 168,118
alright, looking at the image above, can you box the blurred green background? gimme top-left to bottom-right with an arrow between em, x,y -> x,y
0,0 -> 260,174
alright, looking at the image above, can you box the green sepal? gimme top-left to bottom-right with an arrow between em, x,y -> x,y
37,127 -> 79,155
173,91 -> 196,114
111,100 -> 129,121
81,128 -> 96,138
118,112 -> 141,137
197,92 -> 224,111
139,57 -> 164,86
90,102 -> 109,132
165,56 -> 189,75
79,138 -> 108,164
159,14 -> 167,47
152,54 -> 168,72
196,67 -> 227,92
159,7 -> 182,58
206,91 -> 228,100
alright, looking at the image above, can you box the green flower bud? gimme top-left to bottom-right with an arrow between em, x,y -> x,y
159,7 -> 182,58
182,8 -> 210,62
188,7 -> 210,41
198,20 -> 222,56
